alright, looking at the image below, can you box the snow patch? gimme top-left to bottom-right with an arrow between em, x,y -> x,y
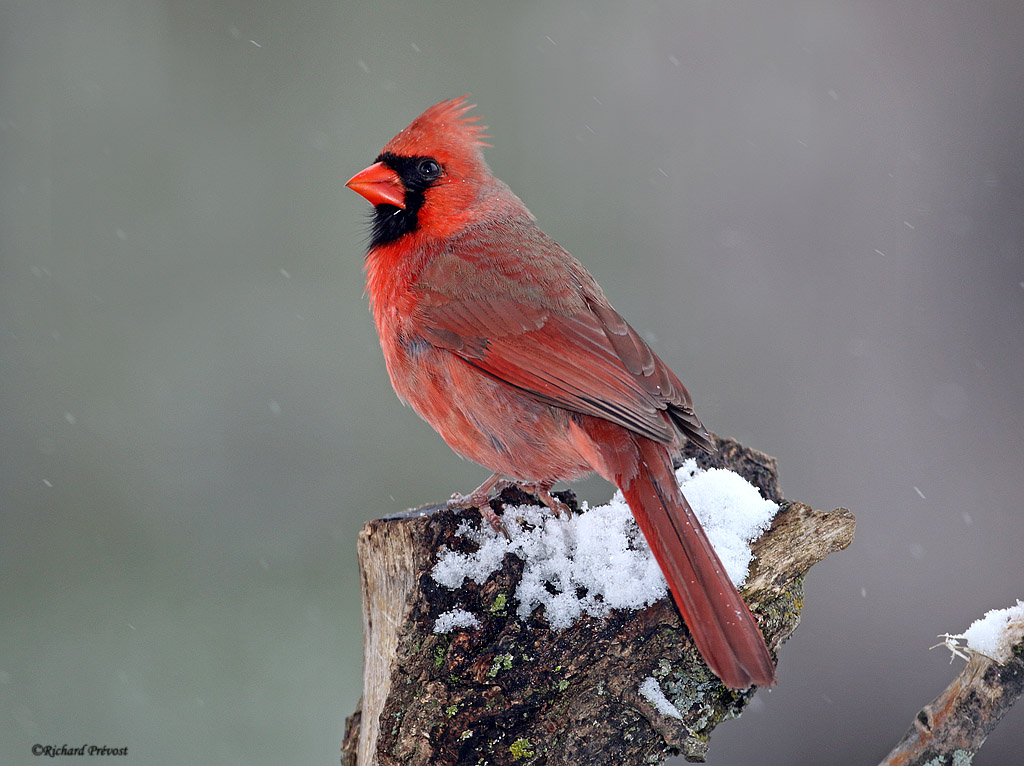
433,608 -> 481,634
940,600 -> 1024,664
638,677 -> 682,719
431,460 -> 778,630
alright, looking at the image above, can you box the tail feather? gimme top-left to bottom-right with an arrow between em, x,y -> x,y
619,437 -> 776,689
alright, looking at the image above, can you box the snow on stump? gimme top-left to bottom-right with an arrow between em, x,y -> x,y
340,436 -> 855,766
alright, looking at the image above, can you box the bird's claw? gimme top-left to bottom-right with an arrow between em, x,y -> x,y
447,475 -> 568,538
520,482 -> 570,518
446,491 -> 474,509
447,483 -> 511,539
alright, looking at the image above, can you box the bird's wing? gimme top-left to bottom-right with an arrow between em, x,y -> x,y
411,234 -> 713,450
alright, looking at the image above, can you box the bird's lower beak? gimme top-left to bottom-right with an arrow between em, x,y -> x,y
346,161 -> 407,209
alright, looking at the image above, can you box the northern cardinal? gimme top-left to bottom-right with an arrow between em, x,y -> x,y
347,97 -> 776,689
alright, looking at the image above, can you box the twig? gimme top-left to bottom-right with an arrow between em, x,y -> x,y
879,640 -> 1024,766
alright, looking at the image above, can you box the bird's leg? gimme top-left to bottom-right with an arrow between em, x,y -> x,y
447,472 -> 510,532
447,471 -> 510,508
519,480 -> 571,517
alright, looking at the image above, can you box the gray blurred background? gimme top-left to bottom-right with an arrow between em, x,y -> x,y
2,1 -> 1022,764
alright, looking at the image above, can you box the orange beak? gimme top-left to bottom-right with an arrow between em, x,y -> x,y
346,161 -> 406,209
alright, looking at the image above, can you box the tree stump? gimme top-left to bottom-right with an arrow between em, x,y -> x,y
341,437 -> 855,765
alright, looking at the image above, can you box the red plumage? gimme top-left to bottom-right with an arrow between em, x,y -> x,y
347,97 -> 775,689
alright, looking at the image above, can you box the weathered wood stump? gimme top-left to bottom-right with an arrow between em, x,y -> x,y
341,437 -> 855,765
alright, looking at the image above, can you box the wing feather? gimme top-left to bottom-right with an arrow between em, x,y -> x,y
419,298 -> 710,448
411,223 -> 713,451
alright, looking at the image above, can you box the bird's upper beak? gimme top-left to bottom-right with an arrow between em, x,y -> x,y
346,161 -> 406,209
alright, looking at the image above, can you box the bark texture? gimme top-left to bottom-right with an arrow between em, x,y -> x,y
341,437 -> 855,765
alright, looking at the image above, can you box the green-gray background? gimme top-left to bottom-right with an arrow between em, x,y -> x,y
3,2 -> 1022,764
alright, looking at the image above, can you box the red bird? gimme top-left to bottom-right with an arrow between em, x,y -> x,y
347,97 -> 776,689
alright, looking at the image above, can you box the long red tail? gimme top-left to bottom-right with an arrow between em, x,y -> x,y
618,437 -> 776,689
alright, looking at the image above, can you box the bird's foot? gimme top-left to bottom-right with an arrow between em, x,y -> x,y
519,481 -> 571,518
446,473 -> 511,511
448,475 -> 570,535
447,472 -> 511,536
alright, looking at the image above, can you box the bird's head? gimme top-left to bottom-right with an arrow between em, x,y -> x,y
347,96 -> 494,247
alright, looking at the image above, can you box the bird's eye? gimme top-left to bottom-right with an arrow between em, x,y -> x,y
417,159 -> 442,180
